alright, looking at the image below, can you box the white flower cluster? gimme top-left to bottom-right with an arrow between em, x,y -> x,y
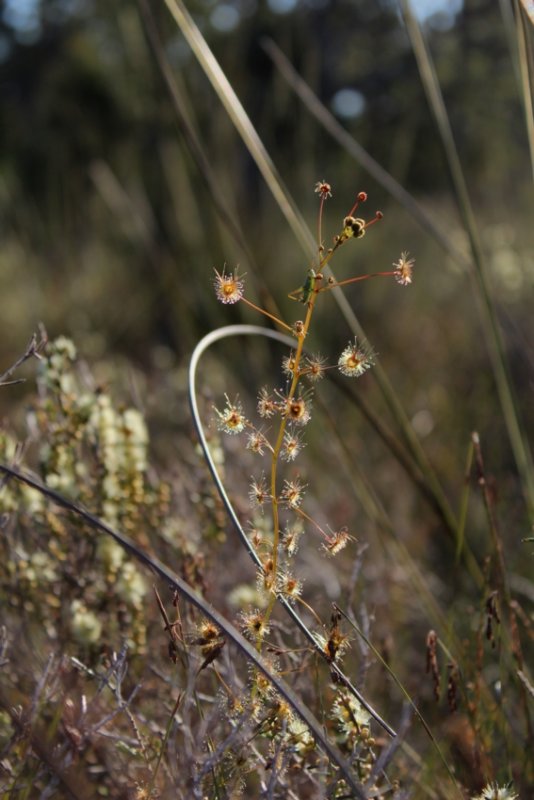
471,784 -> 518,800
70,599 -> 102,646
89,395 -> 148,525
40,335 -> 78,395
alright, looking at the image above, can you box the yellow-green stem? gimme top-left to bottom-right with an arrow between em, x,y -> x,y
241,297 -> 294,333
261,297 -> 317,633
258,246 -> 340,648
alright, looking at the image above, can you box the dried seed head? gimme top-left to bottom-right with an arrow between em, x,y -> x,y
324,610 -> 351,663
258,557 -> 275,592
248,526 -> 264,550
213,266 -> 245,304
338,339 -> 375,378
447,661 -> 459,713
426,630 -> 441,702
192,620 -> 225,670
194,619 -> 221,645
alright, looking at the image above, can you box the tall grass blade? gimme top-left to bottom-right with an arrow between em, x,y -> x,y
138,0 -> 257,266
455,436 -> 475,564
401,0 -> 534,522
516,0 -> 534,178
162,0 -> 314,260
519,0 -> 534,24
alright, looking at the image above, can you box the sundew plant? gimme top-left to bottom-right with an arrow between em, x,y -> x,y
214,182 -> 412,607
209,182 -> 415,777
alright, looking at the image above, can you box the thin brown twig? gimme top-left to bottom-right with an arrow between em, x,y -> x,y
0,329 -> 47,386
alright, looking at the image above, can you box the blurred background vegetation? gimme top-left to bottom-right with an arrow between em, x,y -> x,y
1,0 -> 533,529
0,0 -> 533,795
